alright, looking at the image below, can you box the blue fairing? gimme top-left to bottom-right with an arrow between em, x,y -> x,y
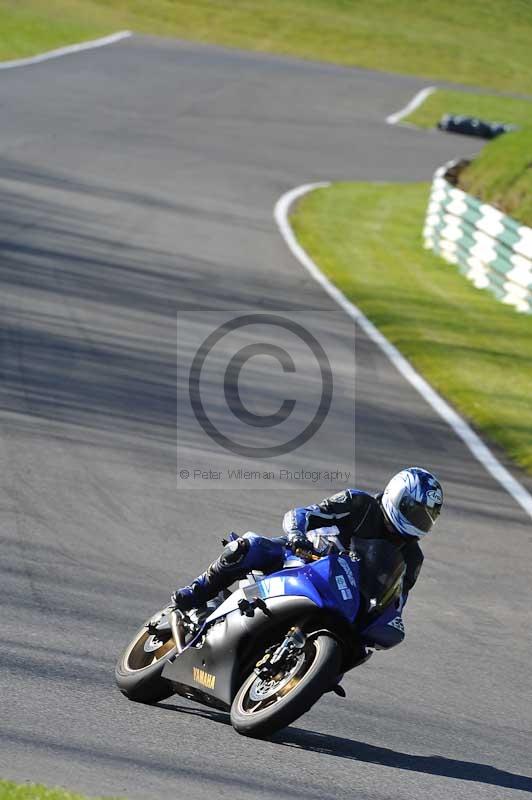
360,599 -> 404,649
257,552 -> 360,624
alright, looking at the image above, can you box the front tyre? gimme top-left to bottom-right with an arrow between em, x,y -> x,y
230,633 -> 340,738
115,617 -> 177,704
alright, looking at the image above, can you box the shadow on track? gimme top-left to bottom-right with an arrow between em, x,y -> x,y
0,157 -> 300,451
273,727 -> 532,793
156,701 -> 531,792
157,702 -> 231,726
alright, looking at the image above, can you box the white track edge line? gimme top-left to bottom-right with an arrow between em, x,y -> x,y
386,86 -> 436,125
274,182 -> 532,521
0,30 -> 132,70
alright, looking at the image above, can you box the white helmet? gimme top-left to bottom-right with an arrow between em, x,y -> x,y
382,467 -> 443,539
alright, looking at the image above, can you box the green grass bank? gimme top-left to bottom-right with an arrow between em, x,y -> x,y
0,0 -> 531,93
291,182 -> 532,474
404,89 -> 532,227
0,780 -> 120,800
458,129 -> 532,227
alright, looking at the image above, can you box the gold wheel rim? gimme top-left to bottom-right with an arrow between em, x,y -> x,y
238,639 -> 321,716
123,627 -> 176,672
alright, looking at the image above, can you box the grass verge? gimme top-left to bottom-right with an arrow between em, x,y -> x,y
291,182 -> 532,474
0,779 -> 120,800
0,1 -> 532,93
458,129 -> 532,227
405,89 -> 532,129
0,1 -> 122,58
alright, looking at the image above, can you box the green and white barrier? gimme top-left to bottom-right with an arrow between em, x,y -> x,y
423,160 -> 532,313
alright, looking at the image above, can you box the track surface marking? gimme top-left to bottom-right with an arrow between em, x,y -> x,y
386,86 -> 436,124
0,31 -> 132,70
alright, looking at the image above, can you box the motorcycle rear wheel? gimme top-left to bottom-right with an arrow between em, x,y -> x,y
115,617 -> 177,703
230,633 -> 340,738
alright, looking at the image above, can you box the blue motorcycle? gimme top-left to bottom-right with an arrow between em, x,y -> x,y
115,538 -> 406,738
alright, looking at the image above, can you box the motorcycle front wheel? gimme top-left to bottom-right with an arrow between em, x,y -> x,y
115,613 -> 177,703
230,633 -> 340,738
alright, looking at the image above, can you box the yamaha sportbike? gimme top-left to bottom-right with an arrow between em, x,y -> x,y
115,537 -> 406,738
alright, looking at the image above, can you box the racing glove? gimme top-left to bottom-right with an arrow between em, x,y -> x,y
287,531 -> 314,555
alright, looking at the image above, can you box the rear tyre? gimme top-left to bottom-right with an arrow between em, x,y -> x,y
115,618 -> 177,703
230,633 -> 340,738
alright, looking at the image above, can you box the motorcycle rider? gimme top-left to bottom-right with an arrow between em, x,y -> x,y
171,467 -> 443,639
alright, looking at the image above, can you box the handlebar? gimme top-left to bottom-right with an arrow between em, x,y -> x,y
293,547 -> 322,561
286,539 -> 322,561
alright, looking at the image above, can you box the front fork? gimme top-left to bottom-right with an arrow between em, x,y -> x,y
169,610 -> 187,654
254,626 -> 307,679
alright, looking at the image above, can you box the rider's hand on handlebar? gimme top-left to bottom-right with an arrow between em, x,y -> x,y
287,531 -> 315,556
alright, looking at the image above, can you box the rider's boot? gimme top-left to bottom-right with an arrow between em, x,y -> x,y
171,537 -> 251,612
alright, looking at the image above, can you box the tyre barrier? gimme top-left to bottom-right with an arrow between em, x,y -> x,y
423,160 -> 532,313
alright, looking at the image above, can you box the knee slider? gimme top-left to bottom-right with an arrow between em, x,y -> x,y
220,537 -> 250,566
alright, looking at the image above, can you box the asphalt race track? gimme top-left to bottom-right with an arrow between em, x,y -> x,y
0,35 -> 531,800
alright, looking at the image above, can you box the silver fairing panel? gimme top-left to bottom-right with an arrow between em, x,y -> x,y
162,594 -> 317,707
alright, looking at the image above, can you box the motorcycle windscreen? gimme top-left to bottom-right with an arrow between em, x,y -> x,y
354,539 -> 406,609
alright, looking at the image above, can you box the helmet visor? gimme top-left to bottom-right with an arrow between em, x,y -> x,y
399,496 -> 441,533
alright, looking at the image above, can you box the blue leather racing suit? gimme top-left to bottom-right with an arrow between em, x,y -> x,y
172,488 -> 423,647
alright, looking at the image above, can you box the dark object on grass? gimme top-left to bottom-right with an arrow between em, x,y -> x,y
438,114 -> 517,139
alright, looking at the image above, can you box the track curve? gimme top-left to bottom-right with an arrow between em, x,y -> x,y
0,35 -> 530,800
